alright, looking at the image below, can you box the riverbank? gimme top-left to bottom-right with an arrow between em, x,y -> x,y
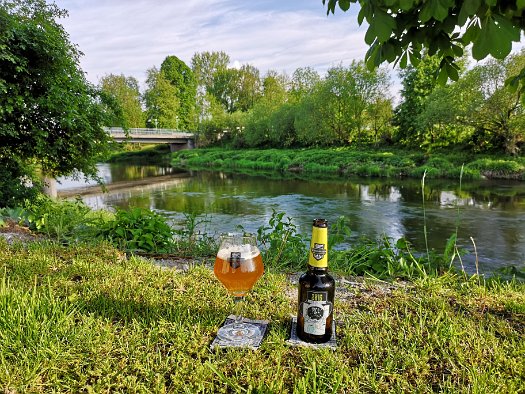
171,147 -> 525,180
1,240 -> 523,392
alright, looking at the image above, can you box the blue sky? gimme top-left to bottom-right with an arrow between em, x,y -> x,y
53,0 -> 372,88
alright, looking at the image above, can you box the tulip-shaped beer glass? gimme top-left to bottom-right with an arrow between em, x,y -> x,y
214,233 -> 264,344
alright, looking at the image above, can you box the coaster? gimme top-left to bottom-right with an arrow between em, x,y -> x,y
287,316 -> 337,349
210,315 -> 269,350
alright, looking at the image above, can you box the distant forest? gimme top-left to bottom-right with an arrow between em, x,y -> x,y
100,50 -> 525,155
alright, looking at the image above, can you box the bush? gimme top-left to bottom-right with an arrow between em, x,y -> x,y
98,208 -> 174,253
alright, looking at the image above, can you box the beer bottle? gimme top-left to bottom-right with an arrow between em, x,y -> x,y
297,218 -> 335,343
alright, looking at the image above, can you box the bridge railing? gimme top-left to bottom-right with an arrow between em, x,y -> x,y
104,127 -> 194,137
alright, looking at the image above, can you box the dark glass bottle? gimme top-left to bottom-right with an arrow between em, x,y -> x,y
297,218 -> 335,343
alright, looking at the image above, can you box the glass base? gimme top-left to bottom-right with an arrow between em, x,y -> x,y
216,322 -> 262,343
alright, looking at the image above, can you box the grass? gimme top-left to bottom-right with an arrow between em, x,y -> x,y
1,240 -> 524,392
172,147 -> 525,180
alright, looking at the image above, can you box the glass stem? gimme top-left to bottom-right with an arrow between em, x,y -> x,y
233,296 -> 244,324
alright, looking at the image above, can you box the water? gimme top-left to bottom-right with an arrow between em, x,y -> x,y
58,163 -> 525,275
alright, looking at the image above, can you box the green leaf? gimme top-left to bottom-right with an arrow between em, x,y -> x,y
338,0 -> 351,11
357,1 -> 372,25
371,9 -> 396,43
365,43 -> 381,70
505,76 -> 520,93
420,0 -> 452,22
493,14 -> 521,42
399,52 -> 408,69
485,0 -> 496,6
472,16 -> 517,60
462,21 -> 480,44
458,0 -> 481,25
436,65 -> 448,85
446,63 -> 459,81
518,0 -> 525,9
399,0 -> 414,11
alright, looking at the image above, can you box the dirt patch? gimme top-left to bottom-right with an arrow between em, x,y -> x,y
0,220 -> 40,244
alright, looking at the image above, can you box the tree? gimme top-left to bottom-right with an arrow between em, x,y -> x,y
208,64 -> 262,113
191,51 -> 230,93
290,67 -> 321,101
0,0 -> 117,205
99,74 -> 144,128
393,55 -> 441,146
191,51 -> 231,122
244,70 -> 290,147
323,0 -> 524,86
143,67 -> 180,129
295,62 -> 390,146
160,55 -> 197,129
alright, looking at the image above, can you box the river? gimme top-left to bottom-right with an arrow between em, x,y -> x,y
57,163 -> 525,275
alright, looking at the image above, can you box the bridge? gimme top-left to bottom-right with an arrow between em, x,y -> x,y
105,127 -> 195,151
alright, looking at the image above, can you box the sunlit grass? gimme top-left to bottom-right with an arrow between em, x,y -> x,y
1,240 -> 523,392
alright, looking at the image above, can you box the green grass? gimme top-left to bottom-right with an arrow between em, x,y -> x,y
172,147 -> 525,180
1,240 -> 524,392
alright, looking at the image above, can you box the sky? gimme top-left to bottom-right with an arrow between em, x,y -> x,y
53,0 -> 375,89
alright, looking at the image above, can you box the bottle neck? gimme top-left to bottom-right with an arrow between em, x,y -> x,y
308,225 -> 328,268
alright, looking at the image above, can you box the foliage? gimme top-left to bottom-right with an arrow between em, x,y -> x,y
174,146 -> 525,180
0,158 -> 41,207
23,196 -> 96,243
172,212 -> 218,257
323,0 -> 524,86
243,71 -> 290,147
208,64 -> 262,113
143,67 -> 180,129
415,51 -> 525,154
191,51 -> 230,93
394,55 -> 442,145
98,208 -> 175,253
191,51 -> 231,122
160,55 -> 197,130
0,0 -> 118,204
99,74 -> 145,128
331,236 -> 448,279
255,209 -> 307,270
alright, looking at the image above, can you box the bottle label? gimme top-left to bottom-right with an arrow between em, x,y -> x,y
308,227 -> 328,268
301,291 -> 332,336
228,252 -> 244,269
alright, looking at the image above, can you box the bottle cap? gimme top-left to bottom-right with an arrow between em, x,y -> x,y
312,218 -> 327,228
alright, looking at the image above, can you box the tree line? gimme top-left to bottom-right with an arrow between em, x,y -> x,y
102,50 -> 525,155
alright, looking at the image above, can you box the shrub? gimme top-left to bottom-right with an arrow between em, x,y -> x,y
98,208 -> 174,253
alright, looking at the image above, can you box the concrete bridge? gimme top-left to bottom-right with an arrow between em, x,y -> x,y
105,127 -> 195,151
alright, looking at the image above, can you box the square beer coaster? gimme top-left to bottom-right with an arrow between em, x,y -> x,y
210,315 -> 269,350
287,316 -> 337,349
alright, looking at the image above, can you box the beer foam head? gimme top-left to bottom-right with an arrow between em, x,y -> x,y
217,244 -> 260,260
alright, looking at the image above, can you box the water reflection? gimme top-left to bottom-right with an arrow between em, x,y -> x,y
59,165 -> 525,274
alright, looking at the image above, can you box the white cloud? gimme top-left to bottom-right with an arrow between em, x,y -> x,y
54,0 -> 372,89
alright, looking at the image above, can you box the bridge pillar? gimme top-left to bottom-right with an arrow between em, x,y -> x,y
169,139 -> 195,152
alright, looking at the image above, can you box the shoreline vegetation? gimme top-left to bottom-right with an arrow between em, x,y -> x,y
171,146 -> 525,181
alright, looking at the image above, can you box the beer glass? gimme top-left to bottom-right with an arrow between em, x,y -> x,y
214,233 -> 264,343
